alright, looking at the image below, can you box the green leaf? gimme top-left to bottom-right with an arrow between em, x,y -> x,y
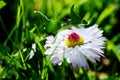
70,4 -> 81,25
46,20 -> 61,34
0,1 -> 6,9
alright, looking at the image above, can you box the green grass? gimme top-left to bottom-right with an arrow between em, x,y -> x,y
0,0 -> 120,80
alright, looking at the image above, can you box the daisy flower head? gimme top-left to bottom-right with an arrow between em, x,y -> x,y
44,24 -> 106,70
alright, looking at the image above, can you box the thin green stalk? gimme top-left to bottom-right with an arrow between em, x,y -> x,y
20,0 -> 25,25
19,0 -> 26,43
35,37 -> 45,55
35,37 -> 46,79
3,5 -> 21,46
0,16 -> 15,45
19,50 -> 27,70
0,16 -> 8,35
3,25 -> 16,46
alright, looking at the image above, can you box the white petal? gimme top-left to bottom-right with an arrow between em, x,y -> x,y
56,29 -> 71,41
23,48 -> 27,52
45,48 -> 54,55
32,43 -> 36,52
79,48 -> 101,64
65,46 -> 89,69
29,50 -> 34,59
71,27 -> 86,36
44,35 -> 55,49
81,45 -> 104,56
50,54 -> 63,65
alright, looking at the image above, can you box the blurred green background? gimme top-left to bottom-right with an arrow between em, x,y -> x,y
0,0 -> 120,80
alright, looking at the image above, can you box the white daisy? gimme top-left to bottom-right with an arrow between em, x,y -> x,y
44,24 -> 106,70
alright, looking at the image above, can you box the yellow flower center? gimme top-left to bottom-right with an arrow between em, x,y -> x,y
65,32 -> 84,47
